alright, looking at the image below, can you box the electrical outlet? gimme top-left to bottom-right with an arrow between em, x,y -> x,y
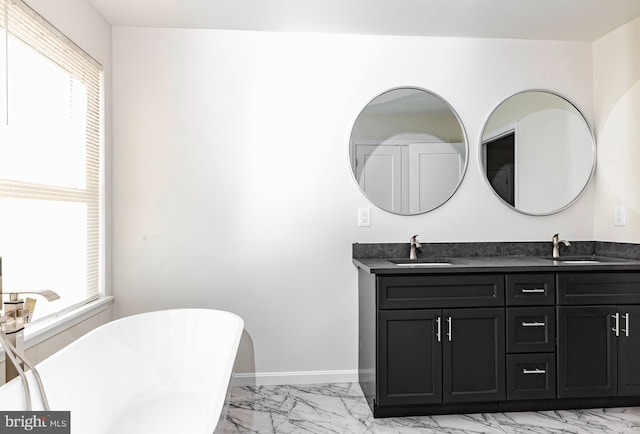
358,207 -> 371,227
614,206 -> 626,226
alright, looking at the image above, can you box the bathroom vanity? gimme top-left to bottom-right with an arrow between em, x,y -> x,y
353,244 -> 640,417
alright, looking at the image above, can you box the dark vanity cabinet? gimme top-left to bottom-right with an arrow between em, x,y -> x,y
357,265 -> 640,417
361,272 -> 506,416
557,273 -> 640,399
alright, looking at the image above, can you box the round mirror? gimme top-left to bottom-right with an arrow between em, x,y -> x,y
481,90 -> 595,215
349,88 -> 468,215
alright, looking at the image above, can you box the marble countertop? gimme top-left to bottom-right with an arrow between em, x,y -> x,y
353,255 -> 640,274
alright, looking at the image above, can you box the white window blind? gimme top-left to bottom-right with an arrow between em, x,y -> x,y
0,0 -> 103,321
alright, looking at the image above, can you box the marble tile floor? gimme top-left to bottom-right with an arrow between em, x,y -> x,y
222,383 -> 640,433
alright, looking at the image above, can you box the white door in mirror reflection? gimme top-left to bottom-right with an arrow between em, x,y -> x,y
355,144 -> 402,212
355,142 -> 463,214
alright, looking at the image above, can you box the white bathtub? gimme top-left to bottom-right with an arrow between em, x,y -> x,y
0,308 -> 243,434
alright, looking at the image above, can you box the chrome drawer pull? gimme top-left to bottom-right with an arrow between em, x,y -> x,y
621,313 -> 630,337
521,321 -> 546,327
612,313 -> 620,337
523,368 -> 546,375
447,316 -> 452,342
521,288 -> 545,293
436,317 -> 441,342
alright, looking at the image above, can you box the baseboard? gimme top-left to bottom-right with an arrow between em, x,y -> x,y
232,369 -> 359,387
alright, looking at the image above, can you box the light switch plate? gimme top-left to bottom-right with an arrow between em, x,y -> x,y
358,207 -> 371,227
614,206 -> 626,226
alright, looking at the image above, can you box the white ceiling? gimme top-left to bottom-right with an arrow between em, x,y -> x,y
86,0 -> 640,42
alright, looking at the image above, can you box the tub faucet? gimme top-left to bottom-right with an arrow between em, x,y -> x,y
1,290 -> 60,380
410,235 -> 422,260
0,262 -> 59,410
552,233 -> 571,258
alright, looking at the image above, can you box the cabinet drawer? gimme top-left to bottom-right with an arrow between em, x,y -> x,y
377,275 -> 504,309
506,307 -> 555,353
557,272 -> 640,305
506,274 -> 555,306
507,353 -> 556,400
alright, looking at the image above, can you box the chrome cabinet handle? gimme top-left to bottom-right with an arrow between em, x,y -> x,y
447,316 -> 452,342
521,288 -> 545,293
622,313 -> 630,337
523,368 -> 546,375
522,321 -> 546,327
436,316 -> 441,342
612,313 -> 620,337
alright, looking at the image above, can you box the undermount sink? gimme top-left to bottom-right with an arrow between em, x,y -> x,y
543,256 -> 614,264
389,258 -> 453,267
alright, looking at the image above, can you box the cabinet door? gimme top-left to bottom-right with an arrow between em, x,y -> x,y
618,305 -> 640,396
557,306 -> 617,398
442,308 -> 505,403
377,310 -> 442,406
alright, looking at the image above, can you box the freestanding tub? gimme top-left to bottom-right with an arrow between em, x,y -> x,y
0,308 -> 243,434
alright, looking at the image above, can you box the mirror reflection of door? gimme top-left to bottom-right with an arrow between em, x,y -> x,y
485,132 -> 515,206
355,144 -> 402,213
354,141 -> 464,214
409,143 -> 463,214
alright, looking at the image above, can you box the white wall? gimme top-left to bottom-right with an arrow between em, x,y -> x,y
112,28 -> 596,381
593,17 -> 640,242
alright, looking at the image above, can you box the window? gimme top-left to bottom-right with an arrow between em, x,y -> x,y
0,0 -> 103,321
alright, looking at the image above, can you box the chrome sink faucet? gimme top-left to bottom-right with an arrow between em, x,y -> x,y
552,233 -> 571,258
410,235 -> 422,260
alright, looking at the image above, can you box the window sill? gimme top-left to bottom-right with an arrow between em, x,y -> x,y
22,296 -> 114,352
